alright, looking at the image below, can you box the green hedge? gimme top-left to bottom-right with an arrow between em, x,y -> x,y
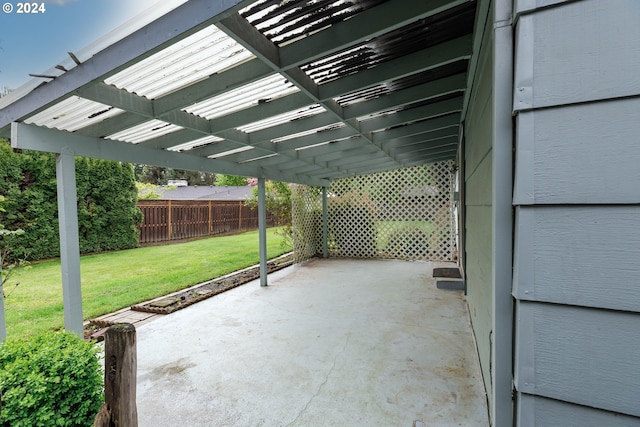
0,141 -> 142,261
0,331 -> 103,426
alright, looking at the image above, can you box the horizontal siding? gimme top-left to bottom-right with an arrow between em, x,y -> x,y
513,206 -> 640,312
514,98 -> 640,205
515,301 -> 640,417
517,394 -> 640,427
514,0 -> 640,111
512,0 -> 640,425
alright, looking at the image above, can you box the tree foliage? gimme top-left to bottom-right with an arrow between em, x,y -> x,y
134,164 -> 215,186
0,140 -> 142,261
0,195 -> 27,298
246,180 -> 292,248
215,174 -> 248,186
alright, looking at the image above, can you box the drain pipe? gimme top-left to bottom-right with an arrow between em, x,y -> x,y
492,0 -> 514,424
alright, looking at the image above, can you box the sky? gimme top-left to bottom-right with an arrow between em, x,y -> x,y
0,0 -> 185,91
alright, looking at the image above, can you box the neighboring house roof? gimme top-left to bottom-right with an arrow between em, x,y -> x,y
158,186 -> 253,201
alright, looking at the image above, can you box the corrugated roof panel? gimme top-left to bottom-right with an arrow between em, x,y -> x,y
237,104 -> 326,133
184,74 -> 299,120
106,119 -> 183,144
300,3 -> 475,85
271,123 -> 344,143
104,25 -> 255,99
242,0 -> 388,46
208,145 -> 254,159
167,135 -> 224,152
24,96 -> 124,132
356,109 -> 397,123
0,0 -> 479,184
238,153 -> 278,163
335,60 -> 469,107
295,134 -> 357,151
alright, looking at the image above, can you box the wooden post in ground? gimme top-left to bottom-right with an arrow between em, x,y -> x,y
94,323 -> 138,427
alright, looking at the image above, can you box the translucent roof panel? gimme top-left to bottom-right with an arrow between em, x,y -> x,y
104,25 -> 255,99
183,74 -> 299,120
166,135 -> 224,152
238,153 -> 278,164
295,135 -> 358,151
106,120 -> 183,144
208,145 -> 254,159
24,96 -> 124,132
241,0 -> 384,47
0,0 -> 478,184
271,123 -> 345,143
237,105 -> 326,133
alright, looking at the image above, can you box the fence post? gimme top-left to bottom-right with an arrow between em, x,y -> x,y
238,201 -> 243,230
167,200 -> 172,240
208,200 -> 212,234
94,323 -> 138,427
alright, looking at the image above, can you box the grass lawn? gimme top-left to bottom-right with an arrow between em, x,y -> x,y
4,228 -> 291,339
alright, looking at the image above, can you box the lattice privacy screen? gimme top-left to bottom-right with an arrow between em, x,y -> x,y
291,185 -> 323,263
292,161 -> 457,263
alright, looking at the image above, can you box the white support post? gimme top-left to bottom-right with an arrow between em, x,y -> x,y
56,151 -> 84,336
322,187 -> 328,258
258,178 -> 268,287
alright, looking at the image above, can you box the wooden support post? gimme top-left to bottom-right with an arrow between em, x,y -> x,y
94,323 -> 138,427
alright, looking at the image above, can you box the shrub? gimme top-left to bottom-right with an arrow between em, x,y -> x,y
0,140 -> 142,261
0,331 -> 103,426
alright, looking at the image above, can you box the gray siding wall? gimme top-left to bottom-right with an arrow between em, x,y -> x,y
513,0 -> 640,424
463,3 -> 495,416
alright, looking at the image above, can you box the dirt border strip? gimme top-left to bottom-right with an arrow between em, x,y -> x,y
85,253 -> 293,339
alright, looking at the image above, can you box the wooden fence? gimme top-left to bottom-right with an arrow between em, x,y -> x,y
137,200 -> 275,244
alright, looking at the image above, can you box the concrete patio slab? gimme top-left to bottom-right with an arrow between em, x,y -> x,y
135,258 -> 488,426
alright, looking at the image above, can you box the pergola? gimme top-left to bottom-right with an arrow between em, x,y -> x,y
7,1 -> 635,425
0,0 -> 481,337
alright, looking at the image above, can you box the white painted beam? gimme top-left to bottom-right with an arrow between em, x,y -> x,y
11,123 -> 329,187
